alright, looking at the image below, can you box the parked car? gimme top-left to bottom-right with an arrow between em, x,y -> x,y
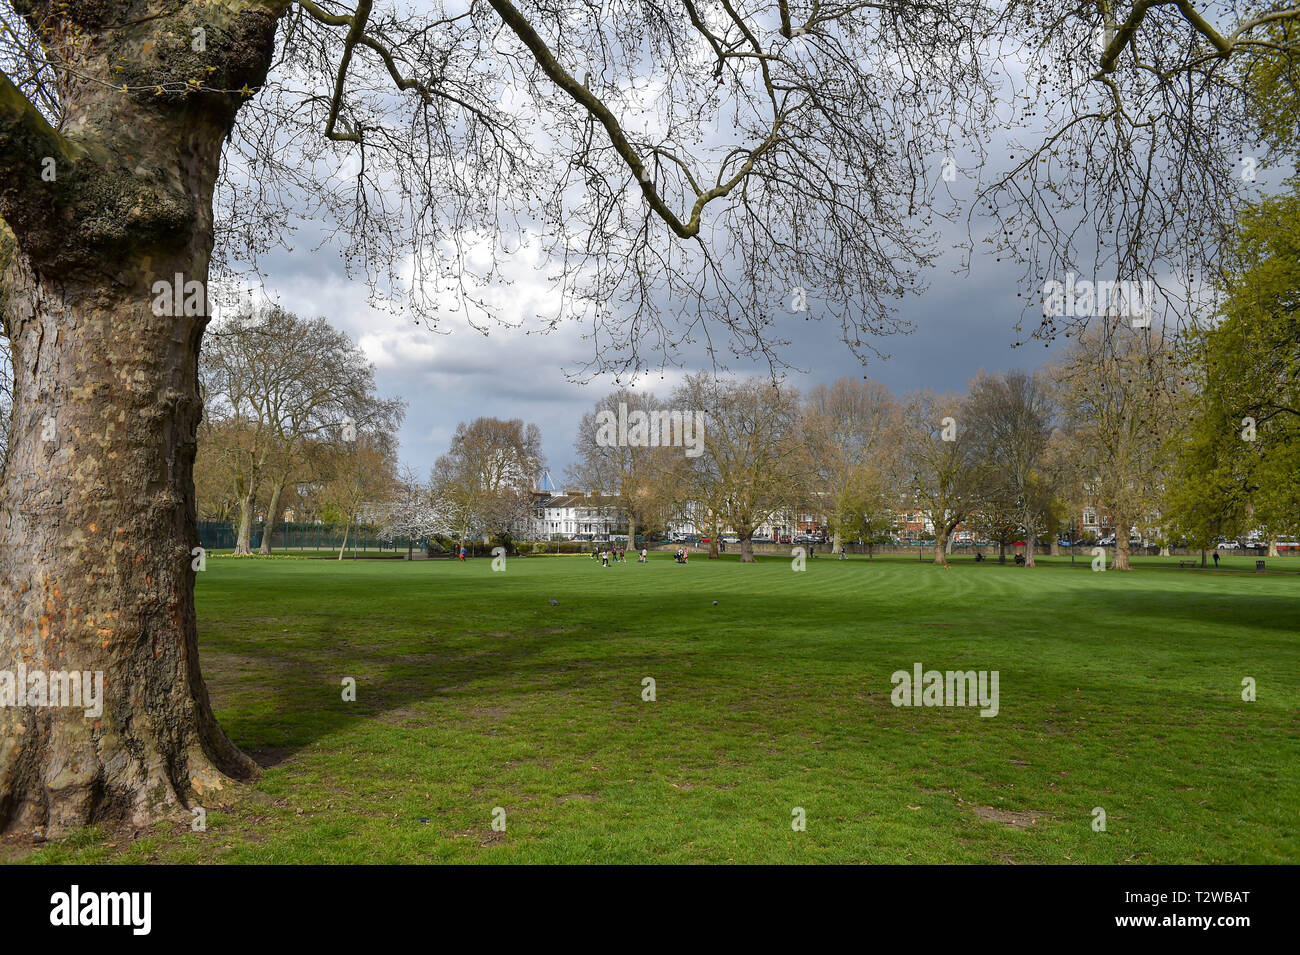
1216,540 -> 1242,550
722,536 -> 740,544
1097,535 -> 1116,545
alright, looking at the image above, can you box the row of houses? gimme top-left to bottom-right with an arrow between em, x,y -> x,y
526,488 -> 1121,544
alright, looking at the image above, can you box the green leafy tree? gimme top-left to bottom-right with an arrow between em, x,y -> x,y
1169,187 -> 1300,550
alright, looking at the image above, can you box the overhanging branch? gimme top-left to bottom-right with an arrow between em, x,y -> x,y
0,67 -> 72,170
484,0 -> 784,239
1099,0 -> 1300,74
0,69 -> 87,239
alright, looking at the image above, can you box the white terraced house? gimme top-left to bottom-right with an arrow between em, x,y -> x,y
531,490 -> 625,540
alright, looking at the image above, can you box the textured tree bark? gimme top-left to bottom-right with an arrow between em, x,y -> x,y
0,1 -> 282,836
739,533 -> 754,562
1022,519 -> 1037,567
258,481 -> 284,555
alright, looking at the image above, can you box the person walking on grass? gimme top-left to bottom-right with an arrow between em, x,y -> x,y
1213,550 -> 1220,568
640,547 -> 647,563
602,548 -> 610,568
459,544 -> 466,562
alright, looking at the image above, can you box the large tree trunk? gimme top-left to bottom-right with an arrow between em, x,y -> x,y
1268,537 -> 1279,558
933,527 -> 949,565
1113,510 -> 1131,570
234,487 -> 257,555
739,533 -> 755,562
0,2 -> 281,836
258,480 -> 284,555
1023,519 -> 1036,567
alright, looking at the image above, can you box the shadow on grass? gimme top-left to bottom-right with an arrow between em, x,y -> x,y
202,596 -> 704,762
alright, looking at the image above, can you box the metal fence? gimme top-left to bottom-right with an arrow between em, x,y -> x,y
197,520 -> 421,555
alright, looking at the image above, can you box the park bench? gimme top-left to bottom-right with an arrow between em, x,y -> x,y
1178,560 -> 1197,568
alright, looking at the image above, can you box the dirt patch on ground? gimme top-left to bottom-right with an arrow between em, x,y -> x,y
455,828 -> 507,847
971,805 -> 1047,828
373,705 -> 434,726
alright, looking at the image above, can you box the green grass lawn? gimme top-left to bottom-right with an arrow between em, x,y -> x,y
17,553 -> 1299,864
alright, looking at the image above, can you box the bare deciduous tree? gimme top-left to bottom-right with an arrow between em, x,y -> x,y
432,416 -> 543,545
200,305 -> 404,554
965,369 -> 1056,567
319,430 -> 399,558
1054,320 -> 1181,569
568,389 -> 683,549
676,374 -> 808,562
803,378 -> 896,555
896,390 -> 981,566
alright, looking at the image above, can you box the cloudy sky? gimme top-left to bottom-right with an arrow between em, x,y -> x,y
231,220 -> 1061,483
